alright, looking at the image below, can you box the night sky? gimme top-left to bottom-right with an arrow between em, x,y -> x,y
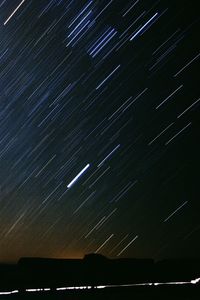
0,0 -> 199,263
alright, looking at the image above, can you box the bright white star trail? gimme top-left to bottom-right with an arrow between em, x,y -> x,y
67,164 -> 90,189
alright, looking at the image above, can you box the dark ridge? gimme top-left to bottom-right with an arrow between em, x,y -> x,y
0,255 -> 199,292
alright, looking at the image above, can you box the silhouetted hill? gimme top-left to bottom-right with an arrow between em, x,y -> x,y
0,255 -> 199,291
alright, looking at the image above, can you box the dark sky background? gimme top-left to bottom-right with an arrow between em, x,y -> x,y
0,0 -> 199,263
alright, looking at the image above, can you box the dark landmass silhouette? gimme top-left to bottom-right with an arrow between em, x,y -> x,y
0,254 -> 199,299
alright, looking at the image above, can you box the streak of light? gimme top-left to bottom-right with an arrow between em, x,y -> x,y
66,20 -> 91,46
123,0 -> 139,17
42,182 -> 63,204
73,191 -> 96,214
96,65 -> 121,90
95,208 -> 118,230
164,201 -> 188,222
1,277 -> 200,294
88,28 -> 113,53
109,234 -> 129,254
0,290 -> 19,295
108,97 -> 133,120
95,234 -> 114,253
50,276 -> 200,288
56,286 -> 92,290
156,85 -> 183,109
122,88 -> 148,112
72,21 -> 94,47
177,97 -> 200,118
67,163 -> 90,188
191,278 -> 200,284
173,52 -> 200,77
85,216 -> 106,238
94,0 -> 113,21
117,235 -> 138,256
108,88 -> 148,121
148,122 -> 174,145
114,181 -> 138,203
4,211 -> 26,237
0,0 -> 7,8
35,154 -> 57,177
165,122 -> 191,145
120,11 -> 146,39
90,29 -> 117,57
26,288 -> 50,292
4,0 -> 26,25
130,13 -> 158,41
152,29 -> 180,55
68,1 -> 93,28
68,11 -> 92,38
89,166 -> 110,188
97,144 -> 120,167
82,168 -> 99,185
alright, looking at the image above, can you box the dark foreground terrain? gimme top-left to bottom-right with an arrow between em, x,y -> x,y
0,254 -> 199,299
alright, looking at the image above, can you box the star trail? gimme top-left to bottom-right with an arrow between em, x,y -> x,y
0,0 -> 199,263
